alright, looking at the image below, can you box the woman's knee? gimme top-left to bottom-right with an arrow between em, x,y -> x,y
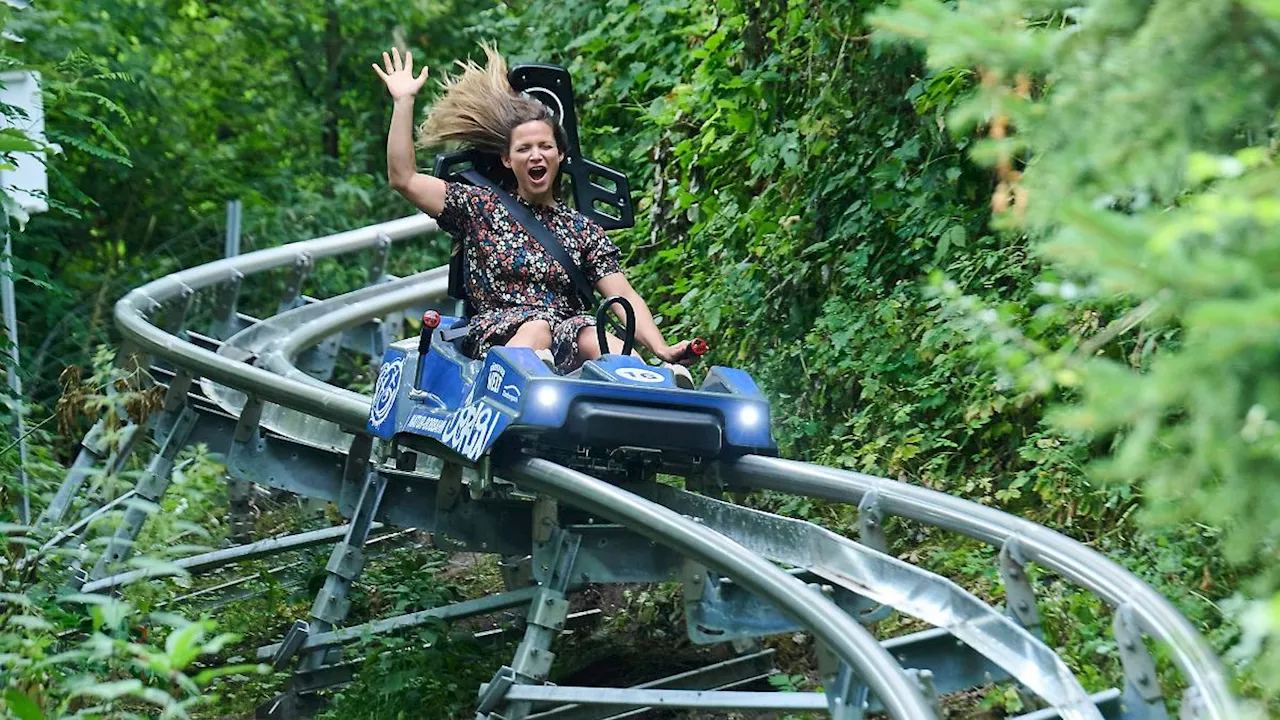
576,327 -> 631,359
507,319 -> 552,350
576,326 -> 601,358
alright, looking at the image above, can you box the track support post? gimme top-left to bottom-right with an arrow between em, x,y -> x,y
855,491 -> 894,623
478,524 -> 580,720
39,419 -> 144,529
999,536 -> 1041,635
261,435 -> 385,719
228,396 -> 264,544
1114,604 -> 1169,720
85,405 -> 200,584
1000,535 -> 1048,712
823,661 -> 870,720
366,232 -> 391,286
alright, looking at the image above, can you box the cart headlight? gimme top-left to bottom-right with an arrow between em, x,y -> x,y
535,385 -> 561,409
739,405 -> 762,427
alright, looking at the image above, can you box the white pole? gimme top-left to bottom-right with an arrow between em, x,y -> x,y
2,222 -> 29,524
1,70 -> 48,525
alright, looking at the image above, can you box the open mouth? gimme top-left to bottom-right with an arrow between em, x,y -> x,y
529,166 -> 548,182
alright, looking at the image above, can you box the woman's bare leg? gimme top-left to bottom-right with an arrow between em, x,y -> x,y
506,319 -> 553,350
575,326 -> 634,364
577,326 -> 694,388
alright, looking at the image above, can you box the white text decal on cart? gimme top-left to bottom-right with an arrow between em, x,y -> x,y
441,401 -> 503,459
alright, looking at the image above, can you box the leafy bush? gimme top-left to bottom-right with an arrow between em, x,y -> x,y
872,0 -> 1280,700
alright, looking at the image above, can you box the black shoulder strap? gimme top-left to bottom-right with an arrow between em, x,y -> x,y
459,168 -> 597,310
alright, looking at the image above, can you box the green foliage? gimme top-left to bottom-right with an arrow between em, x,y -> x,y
873,0 -> 1280,701
12,0 -> 487,404
0,585 -> 265,719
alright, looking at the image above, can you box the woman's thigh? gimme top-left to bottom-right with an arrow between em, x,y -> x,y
505,318 -> 553,349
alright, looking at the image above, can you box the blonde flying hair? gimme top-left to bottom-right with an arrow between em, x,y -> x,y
416,43 -> 567,156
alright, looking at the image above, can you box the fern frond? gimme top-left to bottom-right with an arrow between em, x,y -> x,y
47,131 -> 133,168
62,109 -> 130,155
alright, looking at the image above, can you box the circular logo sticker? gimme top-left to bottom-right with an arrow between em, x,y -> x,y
615,367 -> 665,383
370,357 -> 404,428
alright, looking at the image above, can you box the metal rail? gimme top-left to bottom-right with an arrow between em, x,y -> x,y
724,456 -> 1235,719
114,214 -> 439,430
106,217 -> 1241,719
202,266 -> 449,451
505,457 -> 936,719
236,236 -> 1236,719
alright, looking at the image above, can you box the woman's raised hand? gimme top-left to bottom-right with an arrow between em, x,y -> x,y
373,47 -> 429,101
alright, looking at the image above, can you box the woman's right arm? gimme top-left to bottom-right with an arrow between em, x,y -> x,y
374,48 -> 447,217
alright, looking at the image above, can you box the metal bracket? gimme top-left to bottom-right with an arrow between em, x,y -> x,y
476,666 -> 518,714
213,270 -> 243,340
324,544 -> 366,581
511,643 -> 556,683
857,490 -> 888,553
999,536 -> 1042,633
277,252 -> 313,314
1114,603 -> 1169,715
527,591 -> 570,633
395,448 -> 418,472
273,620 -> 310,670
499,555 -> 533,590
682,560 -> 708,602
228,396 -> 264,544
1179,686 -> 1205,720
824,663 -> 869,720
162,369 -> 193,413
532,527 -> 580,591
854,491 -> 894,624
234,396 -> 264,444
296,333 -> 341,382
531,494 -> 558,544
470,453 -> 495,500
905,668 -> 943,719
437,462 -> 463,511
312,584 -> 353,625
160,286 -> 194,338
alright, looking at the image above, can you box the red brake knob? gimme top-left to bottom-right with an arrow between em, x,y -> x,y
690,337 -> 709,356
422,310 -> 441,330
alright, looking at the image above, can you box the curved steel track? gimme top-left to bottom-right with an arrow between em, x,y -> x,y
38,213 -> 1236,719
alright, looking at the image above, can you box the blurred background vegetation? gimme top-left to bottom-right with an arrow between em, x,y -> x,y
2,0 -> 1278,716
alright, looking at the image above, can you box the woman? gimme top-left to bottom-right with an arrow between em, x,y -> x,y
373,45 -> 695,380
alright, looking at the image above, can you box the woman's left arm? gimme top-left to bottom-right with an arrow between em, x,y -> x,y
594,272 -> 692,364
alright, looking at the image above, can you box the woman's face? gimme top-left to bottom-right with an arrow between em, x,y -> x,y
503,120 -> 563,202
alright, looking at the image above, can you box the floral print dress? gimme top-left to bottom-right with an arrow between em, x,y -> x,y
436,181 -> 622,372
